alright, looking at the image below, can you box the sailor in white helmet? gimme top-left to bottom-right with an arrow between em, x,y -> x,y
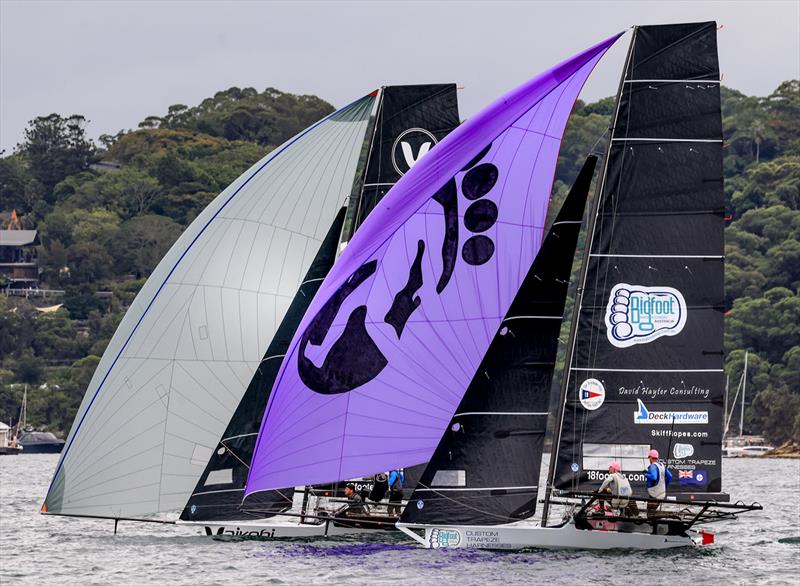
644,449 -> 672,518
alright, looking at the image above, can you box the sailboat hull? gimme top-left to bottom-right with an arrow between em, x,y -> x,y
178,516 -> 400,539
396,520 -> 698,550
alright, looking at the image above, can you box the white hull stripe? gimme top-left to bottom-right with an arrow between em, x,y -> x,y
455,412 -> 548,417
624,79 -> 720,84
552,220 -> 583,226
571,367 -> 723,373
612,138 -> 722,143
416,486 -> 538,492
590,254 -> 724,259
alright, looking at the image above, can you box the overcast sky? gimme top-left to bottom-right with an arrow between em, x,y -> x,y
1,0 -> 798,153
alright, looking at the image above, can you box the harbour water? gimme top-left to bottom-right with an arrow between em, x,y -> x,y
1,455 -> 797,585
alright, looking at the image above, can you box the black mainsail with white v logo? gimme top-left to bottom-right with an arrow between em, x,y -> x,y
344,84 -> 460,239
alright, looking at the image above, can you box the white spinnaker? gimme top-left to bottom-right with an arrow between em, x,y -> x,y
44,95 -> 375,518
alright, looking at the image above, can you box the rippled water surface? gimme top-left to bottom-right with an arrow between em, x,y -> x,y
1,455 -> 798,585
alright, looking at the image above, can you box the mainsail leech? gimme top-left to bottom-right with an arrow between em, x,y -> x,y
245,34 -> 622,497
44,94 -> 376,518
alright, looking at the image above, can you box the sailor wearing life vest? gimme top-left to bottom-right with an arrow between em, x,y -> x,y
644,449 -> 672,517
387,469 -> 404,515
598,461 -> 632,510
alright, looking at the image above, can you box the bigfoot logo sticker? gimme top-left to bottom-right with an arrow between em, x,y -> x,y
605,283 -> 687,348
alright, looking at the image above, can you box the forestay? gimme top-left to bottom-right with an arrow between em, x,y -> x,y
245,34 -> 621,497
43,95 -> 375,518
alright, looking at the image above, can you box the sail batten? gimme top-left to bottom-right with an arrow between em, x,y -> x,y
245,35 -> 621,497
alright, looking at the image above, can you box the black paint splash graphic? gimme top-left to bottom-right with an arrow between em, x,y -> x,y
432,178 -> 459,294
298,261 -> 388,394
384,240 -> 425,338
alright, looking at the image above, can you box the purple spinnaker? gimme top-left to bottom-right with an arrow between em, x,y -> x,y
245,34 -> 622,496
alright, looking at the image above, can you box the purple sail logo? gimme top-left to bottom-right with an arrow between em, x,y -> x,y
605,283 -> 687,348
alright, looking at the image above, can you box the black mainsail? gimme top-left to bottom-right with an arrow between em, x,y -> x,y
546,22 -> 726,519
400,157 -> 595,526
342,84 -> 460,240
181,85 -> 460,522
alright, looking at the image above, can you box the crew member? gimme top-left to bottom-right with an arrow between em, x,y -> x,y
387,469 -> 404,515
598,461 -> 632,512
644,449 -> 672,518
342,483 -> 365,516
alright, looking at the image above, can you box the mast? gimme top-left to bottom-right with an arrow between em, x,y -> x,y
739,351 -> 748,437
541,28 -> 636,527
16,383 -> 27,437
722,374 -> 729,440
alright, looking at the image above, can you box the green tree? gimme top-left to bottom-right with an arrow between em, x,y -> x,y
16,114 -> 96,199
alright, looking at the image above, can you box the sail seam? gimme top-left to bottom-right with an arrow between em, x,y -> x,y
221,433 -> 258,441
502,315 -> 562,321
190,488 -> 244,496
611,138 -> 722,142
589,253 -> 724,258
571,367 -> 723,372
624,79 -> 720,83
454,412 -> 548,416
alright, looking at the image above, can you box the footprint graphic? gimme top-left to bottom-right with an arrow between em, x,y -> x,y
608,287 -> 633,341
460,145 -> 499,266
429,527 -> 442,548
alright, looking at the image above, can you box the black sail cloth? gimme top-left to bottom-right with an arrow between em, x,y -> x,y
552,22 -> 725,498
347,84 -> 460,236
401,157 -> 596,526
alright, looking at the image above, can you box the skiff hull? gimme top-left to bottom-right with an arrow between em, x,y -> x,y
178,518 -> 396,539
396,520 -> 699,550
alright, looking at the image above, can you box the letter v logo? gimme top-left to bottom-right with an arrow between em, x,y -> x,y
401,141 -> 432,169
391,128 -> 438,176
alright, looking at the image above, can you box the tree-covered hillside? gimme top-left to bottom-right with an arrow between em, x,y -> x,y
0,82 -> 797,445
